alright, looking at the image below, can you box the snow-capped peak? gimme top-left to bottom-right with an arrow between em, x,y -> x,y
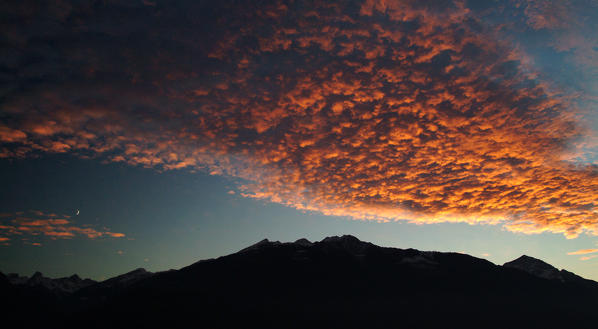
503,255 -> 563,281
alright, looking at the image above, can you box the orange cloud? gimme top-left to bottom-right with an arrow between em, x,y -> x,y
567,248 -> 598,255
0,126 -> 27,143
105,232 -> 126,238
0,210 -> 124,244
0,0 -> 596,238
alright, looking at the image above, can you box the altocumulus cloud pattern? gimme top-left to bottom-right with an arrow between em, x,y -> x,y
0,0 -> 596,238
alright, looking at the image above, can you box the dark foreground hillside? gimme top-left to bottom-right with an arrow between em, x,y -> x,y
3,235 -> 598,329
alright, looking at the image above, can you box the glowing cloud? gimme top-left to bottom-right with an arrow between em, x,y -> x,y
567,249 -> 598,255
0,0 -> 596,238
0,210 -> 125,244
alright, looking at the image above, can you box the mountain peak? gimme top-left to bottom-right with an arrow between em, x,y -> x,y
238,235 -> 374,255
93,267 -> 154,289
239,238 -> 282,253
504,255 -> 556,270
318,235 -> 373,256
320,235 -> 361,244
294,238 -> 313,246
503,255 -> 563,281
28,271 -> 46,285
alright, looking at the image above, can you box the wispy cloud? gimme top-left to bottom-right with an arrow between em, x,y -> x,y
0,0 -> 596,238
567,248 -> 598,255
0,210 -> 124,245
521,0 -> 573,30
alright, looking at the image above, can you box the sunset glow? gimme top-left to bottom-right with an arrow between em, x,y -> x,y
1,0 -> 597,280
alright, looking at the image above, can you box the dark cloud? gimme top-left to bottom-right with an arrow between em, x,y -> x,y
0,0 -> 596,238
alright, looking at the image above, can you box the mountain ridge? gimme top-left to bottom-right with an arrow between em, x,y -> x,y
2,235 -> 598,328
2,235 -> 595,288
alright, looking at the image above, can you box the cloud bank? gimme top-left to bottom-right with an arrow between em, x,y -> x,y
0,0 -> 596,238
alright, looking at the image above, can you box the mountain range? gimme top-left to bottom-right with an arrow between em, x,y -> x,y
2,235 -> 598,328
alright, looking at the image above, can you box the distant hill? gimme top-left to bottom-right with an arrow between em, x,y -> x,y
2,235 -> 598,328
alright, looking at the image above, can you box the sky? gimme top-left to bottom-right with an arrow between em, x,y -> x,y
0,0 -> 597,281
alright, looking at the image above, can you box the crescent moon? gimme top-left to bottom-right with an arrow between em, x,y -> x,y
76,209 -> 80,216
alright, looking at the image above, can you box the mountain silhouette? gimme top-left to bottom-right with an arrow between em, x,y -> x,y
2,235 -> 598,328
5,271 -> 96,294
